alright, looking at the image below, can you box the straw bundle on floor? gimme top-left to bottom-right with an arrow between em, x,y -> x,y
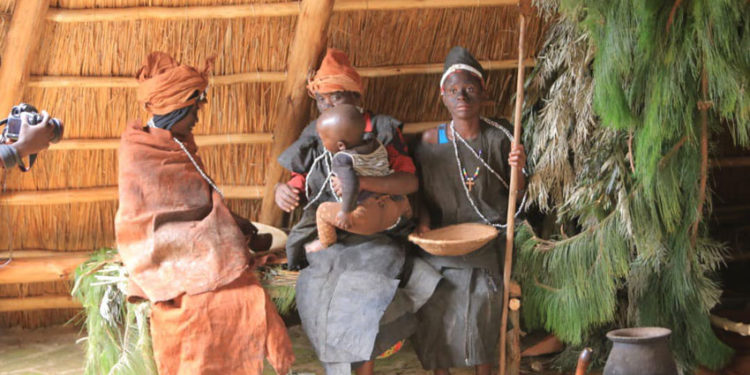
0,1 -> 547,328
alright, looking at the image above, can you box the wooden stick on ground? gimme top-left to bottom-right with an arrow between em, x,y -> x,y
499,2 -> 530,374
258,0 -> 335,226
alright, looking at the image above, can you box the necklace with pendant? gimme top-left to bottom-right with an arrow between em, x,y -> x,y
461,150 -> 481,192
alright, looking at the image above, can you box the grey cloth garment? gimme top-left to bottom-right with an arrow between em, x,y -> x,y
411,118 -> 513,369
412,266 -> 503,369
0,144 -> 19,169
295,232 -> 441,372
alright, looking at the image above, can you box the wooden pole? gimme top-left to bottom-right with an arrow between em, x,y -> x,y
0,295 -> 82,312
508,298 -> 522,375
45,0 -> 518,23
49,133 -> 273,151
0,254 -> 90,284
43,122 -> 441,152
258,0 -> 335,226
27,59 -> 533,88
499,3 -> 529,374
0,250 -> 90,258
0,0 -> 50,115
0,185 -> 264,206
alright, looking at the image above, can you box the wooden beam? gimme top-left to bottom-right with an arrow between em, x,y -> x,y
0,295 -> 82,312
711,314 -> 750,336
27,59 -> 533,88
41,122 -> 435,152
0,185 -> 264,206
46,0 -> 516,23
357,58 -> 535,78
0,250 -> 90,258
403,121 -> 442,134
0,0 -> 50,115
259,0 -> 335,226
711,156 -> 750,169
48,133 -> 273,151
0,253 -> 90,284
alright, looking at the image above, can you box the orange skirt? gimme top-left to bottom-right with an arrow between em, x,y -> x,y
149,272 -> 294,375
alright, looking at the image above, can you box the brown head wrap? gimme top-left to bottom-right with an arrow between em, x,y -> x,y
136,52 -> 214,115
306,48 -> 364,96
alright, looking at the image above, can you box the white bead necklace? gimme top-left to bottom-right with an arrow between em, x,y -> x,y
449,118 -> 526,229
173,137 -> 224,199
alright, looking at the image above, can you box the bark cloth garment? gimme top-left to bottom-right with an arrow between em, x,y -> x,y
412,119 -> 514,370
279,114 -> 441,375
115,121 -> 293,375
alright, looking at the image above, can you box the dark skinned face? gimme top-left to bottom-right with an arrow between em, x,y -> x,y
441,70 -> 486,121
169,104 -> 200,138
314,91 -> 361,113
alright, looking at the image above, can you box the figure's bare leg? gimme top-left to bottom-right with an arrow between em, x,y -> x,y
475,364 -> 491,375
434,369 -> 451,375
355,360 -> 374,375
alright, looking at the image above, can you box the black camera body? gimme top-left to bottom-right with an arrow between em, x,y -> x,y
1,103 -> 64,144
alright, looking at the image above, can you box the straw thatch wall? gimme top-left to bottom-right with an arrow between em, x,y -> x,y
0,0 -> 546,328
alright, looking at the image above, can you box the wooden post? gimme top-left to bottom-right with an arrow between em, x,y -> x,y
258,0 -> 335,226
500,2 -> 530,374
0,254 -> 90,285
0,0 -> 50,115
508,298 -> 522,375
0,295 -> 82,312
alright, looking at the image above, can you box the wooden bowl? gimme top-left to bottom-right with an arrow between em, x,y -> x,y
408,223 -> 498,256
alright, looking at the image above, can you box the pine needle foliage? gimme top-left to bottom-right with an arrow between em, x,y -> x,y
71,249 -> 157,375
518,0 -> 747,370
72,251 -> 298,374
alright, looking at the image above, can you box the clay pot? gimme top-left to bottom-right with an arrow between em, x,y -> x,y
604,327 -> 678,375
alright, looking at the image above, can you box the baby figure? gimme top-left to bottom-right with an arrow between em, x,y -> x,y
305,104 -> 412,253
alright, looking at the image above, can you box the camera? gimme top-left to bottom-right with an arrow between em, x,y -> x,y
0,103 -> 64,144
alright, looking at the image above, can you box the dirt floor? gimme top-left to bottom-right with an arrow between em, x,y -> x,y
0,325 -> 505,375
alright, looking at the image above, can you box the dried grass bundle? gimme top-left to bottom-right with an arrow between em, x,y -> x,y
33,16 -> 294,76
329,8 -> 545,66
0,202 -> 118,251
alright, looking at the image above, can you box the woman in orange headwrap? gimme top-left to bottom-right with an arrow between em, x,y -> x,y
275,48 -> 441,375
116,52 -> 294,375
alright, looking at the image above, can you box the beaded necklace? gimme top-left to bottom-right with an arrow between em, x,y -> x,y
173,137 -> 224,200
449,117 -> 525,229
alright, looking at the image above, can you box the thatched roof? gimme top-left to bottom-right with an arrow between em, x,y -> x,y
0,0 -> 547,328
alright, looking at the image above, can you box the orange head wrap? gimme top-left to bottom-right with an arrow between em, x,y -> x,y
306,48 -> 364,97
136,52 -> 214,115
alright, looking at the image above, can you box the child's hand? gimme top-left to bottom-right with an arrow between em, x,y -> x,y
508,142 -> 526,169
336,210 -> 354,230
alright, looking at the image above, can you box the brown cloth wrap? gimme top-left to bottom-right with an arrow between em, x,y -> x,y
306,48 -> 364,96
136,52 -> 212,115
116,122 -> 294,374
115,122 -> 249,302
150,272 -> 294,375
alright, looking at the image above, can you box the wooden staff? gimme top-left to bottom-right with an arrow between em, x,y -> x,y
499,2 -> 531,374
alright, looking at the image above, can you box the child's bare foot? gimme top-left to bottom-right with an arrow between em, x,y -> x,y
304,239 -> 325,253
